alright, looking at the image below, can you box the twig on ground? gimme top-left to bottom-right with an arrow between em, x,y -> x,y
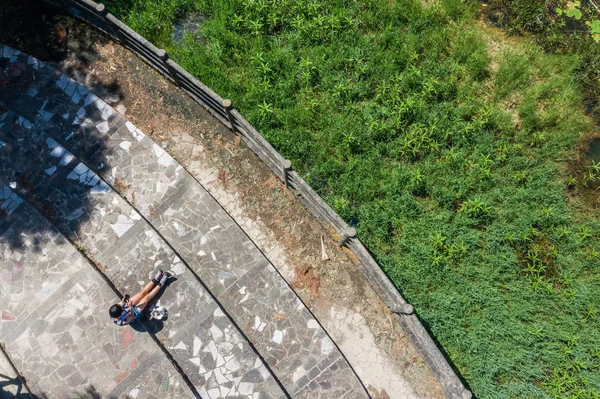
321,234 -> 329,261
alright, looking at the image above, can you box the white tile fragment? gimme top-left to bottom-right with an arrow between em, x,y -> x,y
193,336 -> 201,356
50,145 -> 65,158
65,80 -> 77,96
90,181 -> 110,195
44,167 -> 56,176
125,121 -> 136,132
307,319 -> 319,329
60,152 -> 74,166
73,163 -> 88,175
96,121 -> 109,134
84,92 -> 98,107
56,74 -> 69,90
46,138 -> 58,149
2,47 -> 14,58
207,388 -> 220,399
272,330 -> 283,344
292,366 -> 306,383
101,106 -> 114,120
41,111 -> 54,121
109,214 -> 135,237
321,338 -> 334,355
71,91 -> 81,104
174,341 -> 187,350
238,382 -> 254,396
210,325 -> 223,341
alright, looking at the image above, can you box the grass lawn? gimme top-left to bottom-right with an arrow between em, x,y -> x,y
103,0 -> 600,397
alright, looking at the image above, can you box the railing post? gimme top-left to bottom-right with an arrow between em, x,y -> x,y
156,49 -> 179,87
94,3 -> 122,39
223,99 -> 237,133
282,159 -> 292,188
95,3 -> 106,16
99,6 -> 126,44
338,227 -> 356,247
390,303 -> 414,315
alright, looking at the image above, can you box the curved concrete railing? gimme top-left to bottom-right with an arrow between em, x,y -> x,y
43,1 -> 472,397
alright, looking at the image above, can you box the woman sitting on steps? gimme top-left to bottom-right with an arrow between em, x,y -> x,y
109,270 -> 170,326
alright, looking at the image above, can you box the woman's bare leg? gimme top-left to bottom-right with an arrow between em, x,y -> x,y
129,281 -> 155,306
134,284 -> 162,312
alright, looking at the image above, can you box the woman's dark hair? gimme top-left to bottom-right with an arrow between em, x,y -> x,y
109,304 -> 123,318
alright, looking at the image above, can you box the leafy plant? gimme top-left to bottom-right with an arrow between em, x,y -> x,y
557,1 -> 583,20
557,1 -> 600,42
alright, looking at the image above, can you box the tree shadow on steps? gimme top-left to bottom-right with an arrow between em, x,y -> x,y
0,0 -> 124,104
0,0 -> 126,252
36,385 -> 115,399
0,375 -> 111,399
0,371 -> 31,399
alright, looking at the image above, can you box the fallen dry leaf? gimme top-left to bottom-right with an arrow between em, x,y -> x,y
273,313 -> 288,320
55,24 -> 68,43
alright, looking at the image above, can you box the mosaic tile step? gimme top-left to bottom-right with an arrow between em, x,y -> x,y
0,182 -> 194,399
0,43 -> 369,398
0,107 -> 286,399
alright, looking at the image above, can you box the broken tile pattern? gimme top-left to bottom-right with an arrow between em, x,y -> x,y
0,44 -> 368,398
0,47 -> 284,399
0,184 -> 193,398
0,115 -> 284,398
92,224 -> 285,399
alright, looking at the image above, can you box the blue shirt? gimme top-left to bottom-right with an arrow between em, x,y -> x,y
113,304 -> 133,326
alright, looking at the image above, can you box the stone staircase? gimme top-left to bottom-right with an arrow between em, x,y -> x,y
0,44 -> 369,398
0,181 -> 195,397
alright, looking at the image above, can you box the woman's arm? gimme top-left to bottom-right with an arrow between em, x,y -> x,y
118,294 -> 130,307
